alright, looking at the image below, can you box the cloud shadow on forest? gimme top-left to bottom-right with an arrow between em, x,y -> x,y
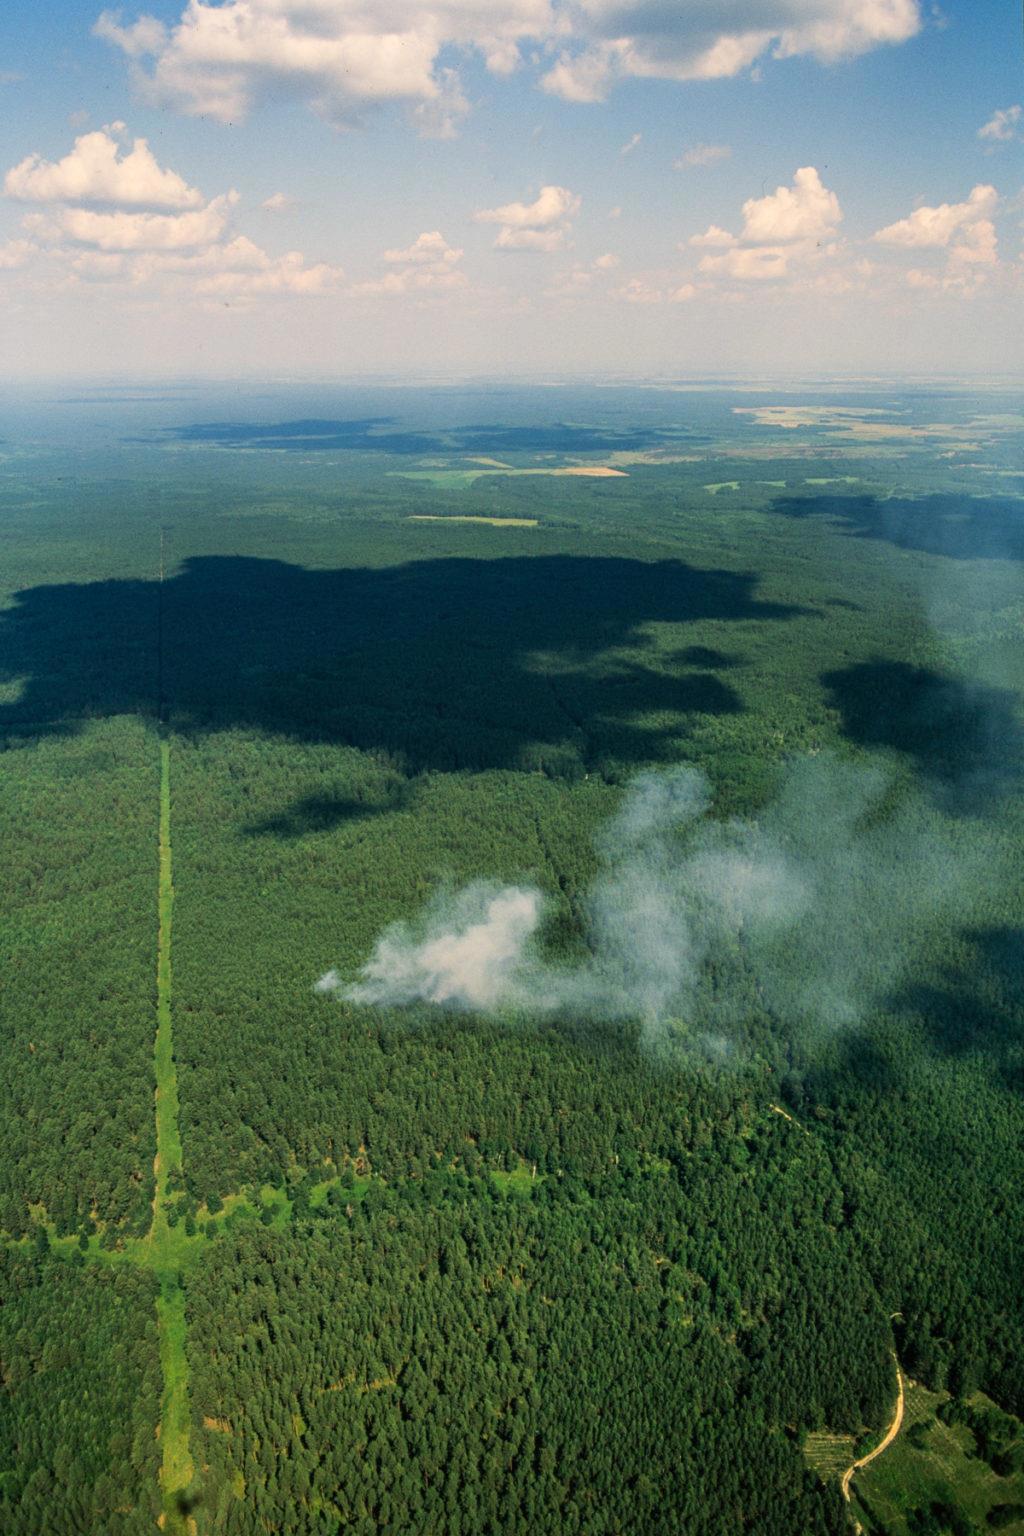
886,925 -> 1024,1093
768,491 -> 1024,563
0,552 -> 799,833
245,789 -> 411,838
823,659 -> 1023,810
146,418 -> 701,457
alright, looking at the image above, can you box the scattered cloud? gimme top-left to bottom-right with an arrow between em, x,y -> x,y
411,67 -> 471,140
3,124 -> 343,299
261,192 -> 294,213
546,250 -> 623,296
95,0 -> 922,131
383,230 -> 462,266
476,184 -> 579,229
95,0 -> 550,130
5,124 -> 204,209
541,0 -> 921,103
0,238 -> 33,269
25,196 -> 237,253
493,227 -> 570,253
689,167 -> 843,285
873,184 -> 997,247
615,274 -> 698,304
675,142 -> 731,169
545,264 -> 594,297
619,132 -> 642,157
475,183 -> 579,251
698,244 -> 794,281
615,276 -> 663,304
739,165 -> 842,242
115,236 -> 346,296
978,105 -> 1021,145
688,225 -> 738,249
353,229 -> 465,296
193,246 -> 345,297
948,218 -> 998,271
874,185 -> 1000,289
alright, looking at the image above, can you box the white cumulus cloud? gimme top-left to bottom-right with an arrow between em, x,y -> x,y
95,0 -> 922,130
382,229 -> 462,265
688,224 -> 738,249
475,183 -> 580,251
873,184 -> 998,247
4,124 -> 343,299
542,0 -> 921,102
39,195 -> 237,252
354,229 -> 466,294
5,125 -> 204,209
476,184 -> 579,229
874,186 -> 1002,290
95,0 -> 552,129
739,165 -> 842,242
687,167 -> 843,287
699,244 -> 793,281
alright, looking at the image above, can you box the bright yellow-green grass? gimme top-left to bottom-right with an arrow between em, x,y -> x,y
852,1381 -> 1024,1535
489,1160 -> 545,1197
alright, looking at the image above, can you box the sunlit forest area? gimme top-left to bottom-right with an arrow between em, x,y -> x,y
1,383 -> 1023,1534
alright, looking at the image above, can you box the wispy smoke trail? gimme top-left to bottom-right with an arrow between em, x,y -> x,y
317,754 -> 991,1044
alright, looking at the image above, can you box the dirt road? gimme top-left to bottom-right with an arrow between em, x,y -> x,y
841,1354 -> 905,1507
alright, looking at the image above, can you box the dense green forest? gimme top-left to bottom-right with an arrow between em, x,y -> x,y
1,384 -> 1022,1533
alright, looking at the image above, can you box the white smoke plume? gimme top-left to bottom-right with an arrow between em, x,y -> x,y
341,884 -> 544,1012
317,753 -> 994,1045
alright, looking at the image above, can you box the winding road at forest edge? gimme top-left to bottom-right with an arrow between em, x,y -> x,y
841,1353 -> 905,1520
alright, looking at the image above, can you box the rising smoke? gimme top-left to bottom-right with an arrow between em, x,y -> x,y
316,752 -> 990,1046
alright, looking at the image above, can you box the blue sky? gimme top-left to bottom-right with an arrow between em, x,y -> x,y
0,0 -> 1021,376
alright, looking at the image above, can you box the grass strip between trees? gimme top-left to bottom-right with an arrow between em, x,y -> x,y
153,735 -> 196,1528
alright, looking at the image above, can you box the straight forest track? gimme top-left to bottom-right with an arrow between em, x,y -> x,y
153,531 -> 197,1529
841,1354 -> 905,1517
153,734 -> 196,1526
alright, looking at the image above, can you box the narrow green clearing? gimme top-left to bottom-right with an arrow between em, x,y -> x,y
156,1280 -> 193,1501
154,739 -> 183,1235
153,736 -> 196,1529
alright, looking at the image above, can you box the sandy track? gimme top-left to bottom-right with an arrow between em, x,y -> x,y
841,1354 -> 905,1506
